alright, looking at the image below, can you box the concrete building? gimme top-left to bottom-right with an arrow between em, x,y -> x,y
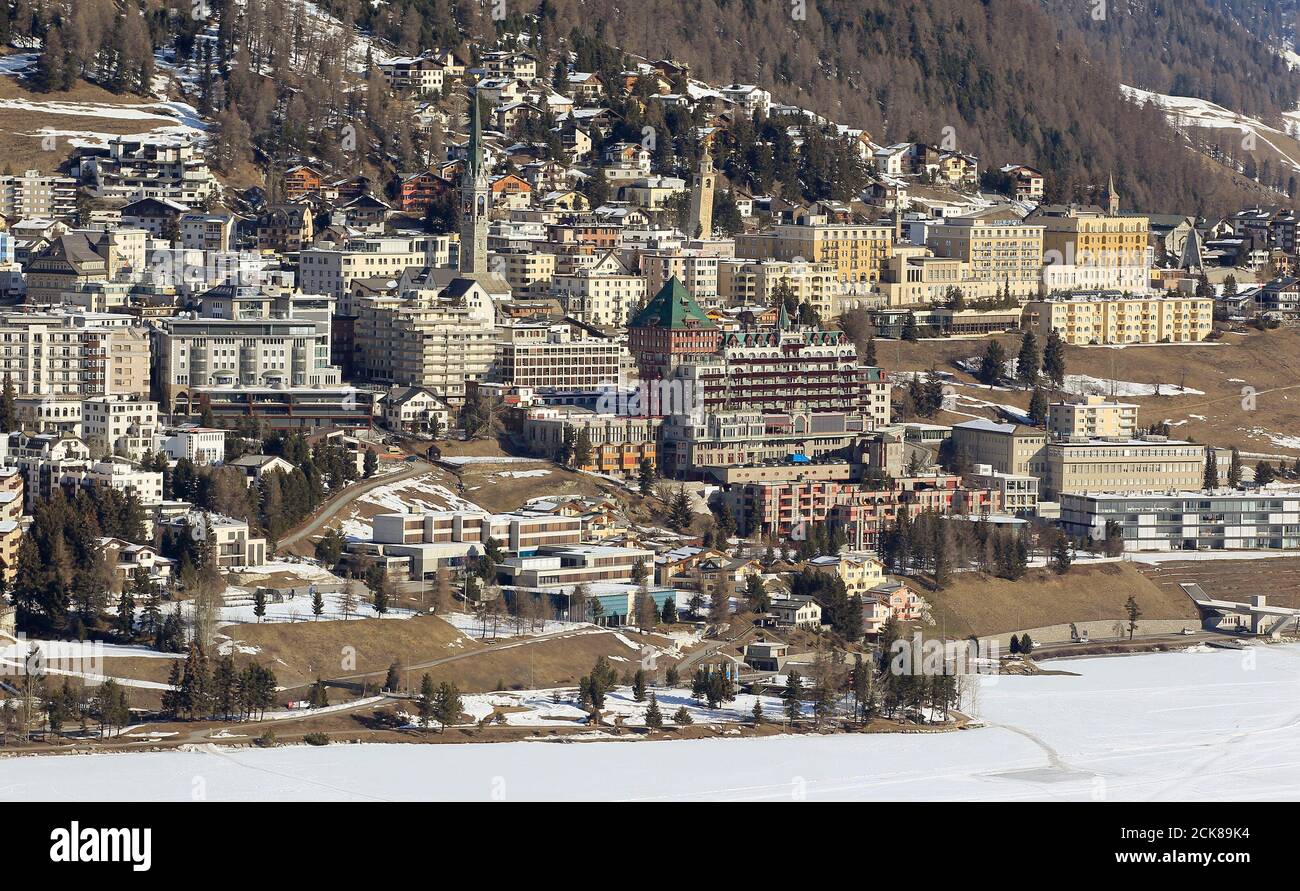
1044,437 -> 1206,498
518,406 -> 659,478
735,215 -> 893,285
298,235 -> 452,310
950,419 -> 1049,477
353,279 -> 496,402
1047,396 -> 1138,440
81,395 -> 159,460
152,295 -> 341,414
1060,491 -> 1300,551
153,426 -> 227,464
1025,292 -> 1214,345
0,169 -> 77,219
966,463 -> 1039,514
925,217 -> 1045,299
80,136 -> 217,204
0,309 -> 150,398
717,258 -> 839,319
495,322 -> 622,390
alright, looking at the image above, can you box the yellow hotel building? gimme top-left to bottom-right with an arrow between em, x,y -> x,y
1025,292 -> 1213,345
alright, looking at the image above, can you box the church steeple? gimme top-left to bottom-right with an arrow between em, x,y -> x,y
459,86 -> 489,275
1105,173 -> 1120,217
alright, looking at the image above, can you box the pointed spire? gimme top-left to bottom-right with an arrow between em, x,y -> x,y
467,85 -> 484,179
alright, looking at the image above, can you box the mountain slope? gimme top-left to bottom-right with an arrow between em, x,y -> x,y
536,0 -> 1290,216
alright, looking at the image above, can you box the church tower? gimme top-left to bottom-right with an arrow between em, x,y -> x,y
687,149 -> 716,240
1105,173 -> 1120,217
459,87 -> 490,275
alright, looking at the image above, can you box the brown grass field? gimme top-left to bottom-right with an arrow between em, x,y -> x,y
921,561 -> 1199,638
886,326 -> 1300,460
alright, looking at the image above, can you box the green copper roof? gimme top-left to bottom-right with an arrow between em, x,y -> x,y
630,276 -> 716,330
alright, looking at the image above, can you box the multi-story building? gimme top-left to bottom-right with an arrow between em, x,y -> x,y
950,419 -> 1049,477
518,406 -> 659,478
379,55 -> 446,94
167,511 -> 267,569
966,464 -> 1039,515
0,431 -> 92,508
926,217 -> 1045,299
1032,196 -> 1151,293
1060,491 -> 1300,551
1044,437 -> 1206,498
727,474 -> 999,544
1025,292 -> 1214,345
81,395 -> 159,460
551,256 -> 646,329
179,213 -> 235,252
495,322 -> 622,390
672,306 -> 889,420
0,169 -> 77,219
152,426 -> 226,464
0,308 -> 150,398
79,136 -> 216,204
627,276 -> 724,380
298,235 -> 453,310
735,215 -> 893,285
716,258 -> 840,319
66,457 -> 164,507
660,410 -> 880,477
642,251 -> 722,306
353,279 -> 496,402
1047,395 -> 1138,440
152,293 -> 341,414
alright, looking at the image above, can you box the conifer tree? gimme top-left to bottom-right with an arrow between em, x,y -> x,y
644,692 -> 663,730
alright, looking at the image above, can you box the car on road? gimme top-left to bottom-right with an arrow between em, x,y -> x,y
1179,628 -> 1196,636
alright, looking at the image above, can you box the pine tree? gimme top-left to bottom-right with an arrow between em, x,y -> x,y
417,673 -> 435,731
311,588 -> 325,619
1052,535 -> 1072,575
672,705 -> 693,725
0,373 -> 15,431
1228,447 -> 1243,487
637,458 -> 656,495
644,692 -> 663,730
384,661 -> 401,692
1043,329 -> 1067,389
1015,331 -> 1040,389
631,668 -> 647,702
1028,385 -> 1049,426
667,487 -> 695,532
784,670 -> 802,723
433,681 -> 462,732
978,339 -> 1007,385
1125,595 -> 1142,640
1203,448 -> 1218,490
252,588 -> 266,621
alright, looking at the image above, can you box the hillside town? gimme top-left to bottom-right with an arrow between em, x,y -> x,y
0,3 -> 1296,811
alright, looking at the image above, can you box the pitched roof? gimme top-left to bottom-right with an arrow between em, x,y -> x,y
629,276 -> 716,330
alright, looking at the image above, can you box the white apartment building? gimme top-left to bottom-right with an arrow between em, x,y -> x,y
642,251 -> 721,305
67,457 -> 165,507
1060,491 -> 1300,552
299,235 -> 452,312
80,395 -> 159,460
79,136 -> 217,204
0,309 -> 151,398
153,427 -> 227,464
495,322 -> 623,390
1048,396 -> 1138,440
152,301 -> 341,414
551,266 -> 647,329
0,169 -> 77,219
354,280 -> 497,401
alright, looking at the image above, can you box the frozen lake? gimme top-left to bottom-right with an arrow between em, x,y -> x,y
2,644 -> 1298,801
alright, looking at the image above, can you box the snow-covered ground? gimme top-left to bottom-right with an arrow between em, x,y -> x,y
4,644 -> 1298,800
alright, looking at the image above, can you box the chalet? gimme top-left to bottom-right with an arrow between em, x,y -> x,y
120,196 -> 189,238
490,174 -> 533,209
256,204 -> 314,253
397,170 -> 453,215
284,165 -> 324,201
342,194 -> 390,233
383,386 -> 450,434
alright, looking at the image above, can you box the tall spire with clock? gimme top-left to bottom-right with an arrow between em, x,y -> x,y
460,86 -> 489,275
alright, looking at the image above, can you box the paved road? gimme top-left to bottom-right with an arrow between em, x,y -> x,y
275,460 -> 434,552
